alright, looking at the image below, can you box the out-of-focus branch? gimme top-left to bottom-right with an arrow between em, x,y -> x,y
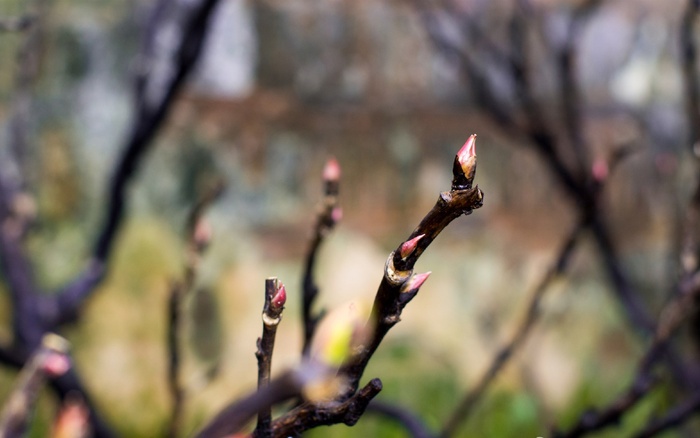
0,15 -> 34,32
255,278 -> 287,437
418,0 -> 660,342
553,272 -> 700,437
302,158 -> 341,355
0,334 -> 70,438
366,400 -> 435,438
441,221 -> 584,437
0,1 -> 223,437
270,378 -> 383,437
631,392 -> 700,438
197,361 -> 366,438
52,0 -> 223,325
166,184 -> 220,438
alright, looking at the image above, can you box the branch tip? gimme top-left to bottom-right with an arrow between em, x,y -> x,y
453,135 -> 478,189
323,157 -> 341,182
272,283 -> 287,310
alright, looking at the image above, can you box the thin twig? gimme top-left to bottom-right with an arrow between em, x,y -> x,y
342,136 -> 483,393
255,278 -> 287,437
166,183 -> 221,438
302,158 -> 341,355
366,400 -> 435,438
441,221 -> 584,437
553,272 -> 700,437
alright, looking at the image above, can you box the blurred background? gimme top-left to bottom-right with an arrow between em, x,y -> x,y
0,0 -> 697,436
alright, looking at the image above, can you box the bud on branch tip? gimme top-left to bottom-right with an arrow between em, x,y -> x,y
457,134 -> 477,175
271,283 -> 287,309
400,234 -> 425,260
323,157 -> 341,182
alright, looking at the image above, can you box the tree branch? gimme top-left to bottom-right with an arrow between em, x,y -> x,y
255,278 -> 287,437
302,158 -> 341,355
441,221 -> 584,437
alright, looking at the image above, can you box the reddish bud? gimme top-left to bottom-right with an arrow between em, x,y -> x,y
271,283 -> 287,309
400,234 -> 425,260
457,135 -> 477,177
331,206 -> 343,223
592,159 -> 608,183
323,157 -> 341,182
52,396 -> 90,438
42,352 -> 71,377
408,271 -> 431,291
193,218 -> 212,249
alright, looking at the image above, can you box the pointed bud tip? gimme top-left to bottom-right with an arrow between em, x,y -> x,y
400,234 -> 425,259
411,271 -> 432,290
42,352 -> 71,377
331,206 -> 343,223
457,135 -> 477,162
592,159 -> 608,182
272,283 -> 287,309
193,218 -> 213,248
323,157 -> 341,182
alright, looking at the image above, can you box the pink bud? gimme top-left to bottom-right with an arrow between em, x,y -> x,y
456,135 -> 477,178
400,234 -> 425,259
323,157 -> 341,182
331,206 -> 343,223
409,271 -> 431,290
272,283 -> 287,309
458,135 -> 476,161
42,352 -> 71,377
193,218 -> 212,248
592,159 -> 608,183
53,395 -> 90,438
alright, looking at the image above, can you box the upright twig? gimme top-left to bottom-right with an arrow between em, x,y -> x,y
261,137 -> 483,437
255,278 -> 287,437
301,158 -> 341,355
342,135 -> 482,392
166,183 -> 221,438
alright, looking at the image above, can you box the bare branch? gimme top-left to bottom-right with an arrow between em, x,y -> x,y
366,400 -> 435,438
441,221 -> 584,437
255,278 -> 287,437
302,158 -> 341,355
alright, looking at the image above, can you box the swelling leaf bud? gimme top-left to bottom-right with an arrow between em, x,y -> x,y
453,135 -> 478,189
399,234 -> 425,260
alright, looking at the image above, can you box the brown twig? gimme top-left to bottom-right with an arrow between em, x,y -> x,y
197,360 -> 364,438
301,158 -> 341,355
255,278 -> 287,437
441,221 -> 584,437
254,138 -> 483,436
270,378 -> 383,437
342,135 -> 483,392
166,184 -> 221,438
